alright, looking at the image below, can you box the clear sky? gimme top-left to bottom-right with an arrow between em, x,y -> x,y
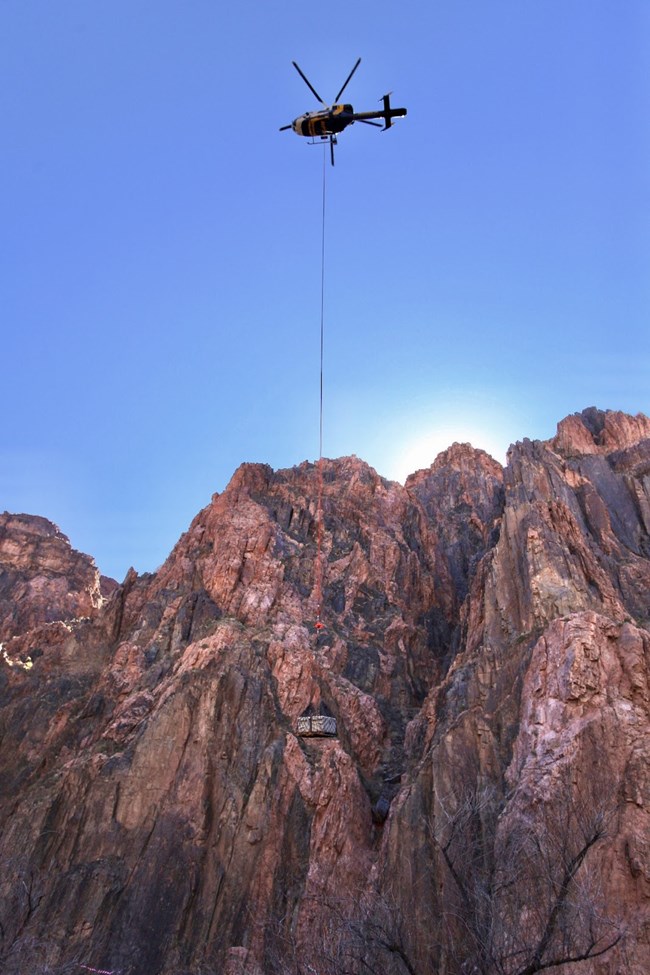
3,1 -> 649,581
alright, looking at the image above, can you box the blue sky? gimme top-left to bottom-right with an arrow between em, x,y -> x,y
3,0 -> 649,580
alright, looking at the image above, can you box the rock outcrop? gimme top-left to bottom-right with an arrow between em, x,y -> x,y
0,408 -> 648,975
0,512 -> 115,643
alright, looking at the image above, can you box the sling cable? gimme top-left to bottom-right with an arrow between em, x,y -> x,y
279,59 -> 407,631
314,144 -> 327,632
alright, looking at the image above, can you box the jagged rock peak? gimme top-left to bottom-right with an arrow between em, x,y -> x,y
0,511 -> 87,567
224,461 -> 274,497
223,456 -> 392,500
550,407 -> 650,457
290,454 -> 391,485
0,512 -> 116,642
406,442 -> 503,488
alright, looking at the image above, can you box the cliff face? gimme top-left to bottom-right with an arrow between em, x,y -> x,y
0,409 -> 648,975
0,513 -> 115,644
384,410 -> 650,974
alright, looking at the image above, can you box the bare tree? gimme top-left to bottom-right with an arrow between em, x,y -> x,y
257,885 -> 418,975
432,777 -> 624,975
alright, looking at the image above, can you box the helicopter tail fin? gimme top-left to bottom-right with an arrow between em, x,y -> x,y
381,93 -> 407,130
382,95 -> 393,130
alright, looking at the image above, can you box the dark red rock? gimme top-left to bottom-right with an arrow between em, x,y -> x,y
0,410 -> 649,974
0,512 -> 113,642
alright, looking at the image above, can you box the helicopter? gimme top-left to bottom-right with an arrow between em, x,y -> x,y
279,58 -> 407,166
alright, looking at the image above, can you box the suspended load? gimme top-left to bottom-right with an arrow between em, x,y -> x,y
297,704 -> 337,738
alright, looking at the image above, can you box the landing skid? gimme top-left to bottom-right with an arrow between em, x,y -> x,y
306,134 -> 337,166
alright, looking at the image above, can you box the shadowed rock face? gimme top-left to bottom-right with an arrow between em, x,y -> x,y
0,409 -> 649,975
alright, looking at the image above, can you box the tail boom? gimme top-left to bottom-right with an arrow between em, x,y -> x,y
350,94 -> 407,130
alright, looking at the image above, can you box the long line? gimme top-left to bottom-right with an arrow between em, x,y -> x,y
319,144 -> 326,459
315,145 -> 327,630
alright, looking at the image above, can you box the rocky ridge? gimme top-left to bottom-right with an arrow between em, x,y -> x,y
0,408 -> 649,975
0,512 -> 116,644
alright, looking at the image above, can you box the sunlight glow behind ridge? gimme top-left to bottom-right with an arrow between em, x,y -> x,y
385,420 -> 509,484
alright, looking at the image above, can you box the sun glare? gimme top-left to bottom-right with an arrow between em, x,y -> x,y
326,392 -> 517,486
381,421 -> 510,484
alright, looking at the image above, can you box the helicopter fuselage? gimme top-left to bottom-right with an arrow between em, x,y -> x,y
291,99 -> 407,140
292,104 -> 354,137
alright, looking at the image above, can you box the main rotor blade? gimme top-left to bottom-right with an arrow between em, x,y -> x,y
279,124 -> 293,131
292,61 -> 325,105
357,118 -> 382,127
334,57 -> 361,102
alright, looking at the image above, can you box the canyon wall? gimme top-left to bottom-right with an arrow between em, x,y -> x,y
0,408 -> 648,974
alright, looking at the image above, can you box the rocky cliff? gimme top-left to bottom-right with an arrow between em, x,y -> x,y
0,408 -> 648,975
0,512 -> 116,644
